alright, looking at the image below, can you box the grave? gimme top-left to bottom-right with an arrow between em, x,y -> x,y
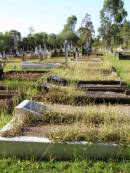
77,80 -> 127,92
0,101 -> 130,160
38,83 -> 54,93
4,70 -> 48,81
15,100 -> 48,118
78,85 -> 127,93
77,80 -> 126,86
76,80 -> 130,104
0,100 -> 49,138
21,62 -> 60,70
47,76 -> 68,86
34,80 -> 130,105
114,52 -> 130,60
0,135 -> 128,160
82,91 -> 130,104
118,53 -> 130,60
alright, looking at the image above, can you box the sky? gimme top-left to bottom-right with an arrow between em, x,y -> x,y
0,0 -> 130,37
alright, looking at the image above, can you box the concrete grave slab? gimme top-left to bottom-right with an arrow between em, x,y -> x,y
47,76 -> 68,86
15,100 -> 48,119
0,101 -> 130,160
77,80 -> 127,86
21,62 -> 60,70
38,83 -> 54,93
0,136 -> 129,160
0,100 -> 49,137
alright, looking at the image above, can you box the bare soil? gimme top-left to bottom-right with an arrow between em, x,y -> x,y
4,71 -> 48,81
21,122 -> 64,137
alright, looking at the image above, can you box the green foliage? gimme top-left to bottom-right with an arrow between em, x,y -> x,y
120,21 -> 130,48
104,55 -> 130,87
78,13 -> 94,46
99,0 -> 127,48
63,15 -> 77,33
0,159 -> 130,173
61,15 -> 79,45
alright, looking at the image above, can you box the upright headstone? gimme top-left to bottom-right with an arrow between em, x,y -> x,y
38,45 -> 43,62
64,40 -> 68,64
2,51 -> 6,59
34,47 -> 39,56
0,64 -> 4,80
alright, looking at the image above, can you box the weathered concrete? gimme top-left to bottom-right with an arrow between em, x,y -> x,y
47,76 -> 68,86
21,62 -> 60,70
0,136 -> 129,160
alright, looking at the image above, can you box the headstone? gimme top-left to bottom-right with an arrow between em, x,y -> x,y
64,40 -> 68,64
2,51 -> 6,59
0,64 -> 4,80
21,62 -> 60,70
15,100 -> 48,118
34,47 -> 39,56
47,76 -> 68,86
38,83 -> 54,93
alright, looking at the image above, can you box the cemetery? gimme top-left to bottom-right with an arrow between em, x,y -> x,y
1,51 -> 130,161
0,0 -> 130,171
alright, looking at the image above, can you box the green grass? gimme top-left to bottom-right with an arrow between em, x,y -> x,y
2,104 -> 130,144
0,158 -> 130,173
104,55 -> 130,87
1,55 -> 130,171
0,112 -> 11,128
50,59 -> 117,81
3,56 -> 66,72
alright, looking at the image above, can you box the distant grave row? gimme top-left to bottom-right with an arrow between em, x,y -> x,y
114,51 -> 130,60
36,75 -> 130,105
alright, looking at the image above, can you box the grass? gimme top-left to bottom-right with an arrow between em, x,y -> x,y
0,158 -> 130,173
37,85 -> 85,105
50,59 -> 118,81
1,55 -> 130,172
3,56 -> 65,72
104,55 -> 130,87
2,104 -> 130,144
0,112 -> 11,128
1,55 -> 129,144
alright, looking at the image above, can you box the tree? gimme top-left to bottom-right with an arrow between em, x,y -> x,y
47,34 -> 57,49
99,0 -> 127,48
10,30 -> 21,49
63,15 -> 77,32
0,31 -> 20,53
120,21 -> 130,47
61,15 -> 78,46
78,13 -> 94,46
33,32 -> 48,46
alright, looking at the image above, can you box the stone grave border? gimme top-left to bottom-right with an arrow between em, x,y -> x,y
0,100 -> 130,160
4,70 -> 49,81
21,62 -> 61,70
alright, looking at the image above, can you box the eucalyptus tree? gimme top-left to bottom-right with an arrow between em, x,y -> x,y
62,15 -> 78,46
99,0 -> 127,48
120,20 -> 130,47
78,13 -> 95,50
47,33 -> 57,49
10,30 -> 21,50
